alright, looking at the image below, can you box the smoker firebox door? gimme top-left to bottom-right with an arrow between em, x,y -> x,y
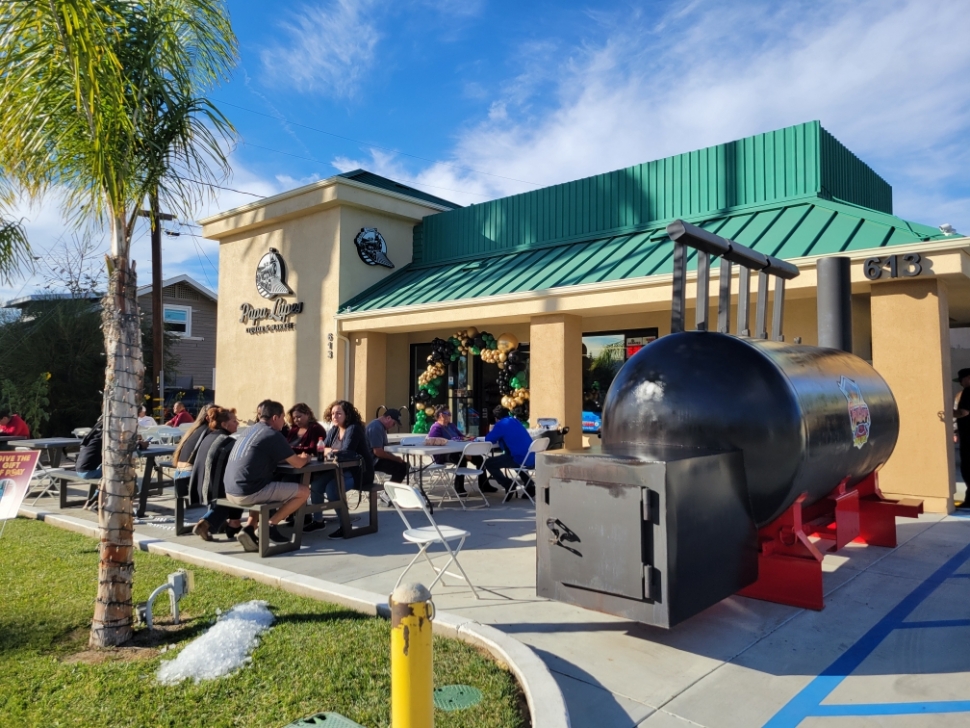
536,449 -> 757,629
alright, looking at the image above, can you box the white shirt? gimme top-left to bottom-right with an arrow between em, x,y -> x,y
138,415 -> 157,428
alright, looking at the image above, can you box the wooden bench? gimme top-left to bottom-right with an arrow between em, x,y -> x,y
39,469 -> 99,509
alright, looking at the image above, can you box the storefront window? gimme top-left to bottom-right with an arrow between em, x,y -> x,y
411,340 -> 530,436
581,328 -> 657,433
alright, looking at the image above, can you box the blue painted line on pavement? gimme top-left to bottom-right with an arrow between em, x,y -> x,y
811,700 -> 970,716
764,539 -> 970,728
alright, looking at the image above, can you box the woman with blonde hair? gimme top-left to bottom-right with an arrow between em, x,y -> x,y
171,404 -> 213,504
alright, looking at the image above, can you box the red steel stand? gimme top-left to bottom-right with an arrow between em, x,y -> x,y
738,472 -> 923,610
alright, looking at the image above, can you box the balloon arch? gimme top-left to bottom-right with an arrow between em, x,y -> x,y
411,326 -> 529,433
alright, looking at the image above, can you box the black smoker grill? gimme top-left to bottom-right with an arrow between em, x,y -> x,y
536,221 -> 921,628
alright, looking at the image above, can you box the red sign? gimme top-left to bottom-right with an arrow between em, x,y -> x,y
625,336 -> 656,359
0,450 -> 40,520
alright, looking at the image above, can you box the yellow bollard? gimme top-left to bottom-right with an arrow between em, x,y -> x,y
390,582 -> 435,728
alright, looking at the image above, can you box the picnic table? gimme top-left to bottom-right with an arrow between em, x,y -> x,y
210,458 -> 379,557
0,435 -> 26,451
17,437 -> 81,468
135,445 -> 177,517
276,458 -> 378,540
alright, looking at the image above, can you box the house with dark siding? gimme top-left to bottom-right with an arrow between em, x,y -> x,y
137,275 -> 217,391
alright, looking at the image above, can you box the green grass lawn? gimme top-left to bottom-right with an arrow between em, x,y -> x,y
0,518 -> 527,728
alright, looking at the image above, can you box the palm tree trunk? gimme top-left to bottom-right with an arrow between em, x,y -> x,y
89,252 -> 144,648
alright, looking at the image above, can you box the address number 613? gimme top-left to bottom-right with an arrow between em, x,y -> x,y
863,253 -> 922,281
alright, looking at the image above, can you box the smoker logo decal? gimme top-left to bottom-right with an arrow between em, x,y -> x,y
838,376 -> 871,449
255,248 -> 293,299
241,248 -> 304,334
354,228 -> 394,268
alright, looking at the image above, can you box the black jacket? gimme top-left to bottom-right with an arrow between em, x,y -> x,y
325,423 -> 375,491
75,420 -> 103,473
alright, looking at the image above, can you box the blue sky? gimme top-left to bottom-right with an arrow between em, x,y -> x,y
5,0 -> 970,299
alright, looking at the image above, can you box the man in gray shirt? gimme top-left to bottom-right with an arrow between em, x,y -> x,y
366,408 -> 409,483
226,399 -> 311,551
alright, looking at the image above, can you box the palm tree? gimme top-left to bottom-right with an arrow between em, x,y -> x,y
0,0 -> 236,647
0,213 -> 31,284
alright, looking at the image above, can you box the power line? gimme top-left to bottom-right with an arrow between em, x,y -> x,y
173,176 -> 265,199
213,98 -> 543,188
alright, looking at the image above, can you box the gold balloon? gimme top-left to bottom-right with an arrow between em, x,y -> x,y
415,402 -> 425,411
465,326 -> 478,337
497,333 -> 519,351
498,362 -> 505,369
498,352 -> 507,362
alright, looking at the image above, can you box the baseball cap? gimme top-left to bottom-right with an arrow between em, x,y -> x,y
385,408 -> 402,423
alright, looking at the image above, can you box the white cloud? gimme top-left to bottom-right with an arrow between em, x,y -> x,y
355,0 -> 970,231
0,155 -> 285,300
259,0 -> 380,98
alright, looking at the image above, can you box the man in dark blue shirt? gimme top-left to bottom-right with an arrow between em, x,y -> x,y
483,406 -> 534,492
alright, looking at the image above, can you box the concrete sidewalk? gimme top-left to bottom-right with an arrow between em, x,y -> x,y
27,484 -> 970,728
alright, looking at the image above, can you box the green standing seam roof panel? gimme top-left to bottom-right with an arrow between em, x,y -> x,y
340,196 -> 948,314
412,121 -> 894,269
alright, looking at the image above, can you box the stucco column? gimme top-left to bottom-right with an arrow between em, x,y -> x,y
353,332 -> 387,422
529,314 -> 583,449
871,278 -> 955,513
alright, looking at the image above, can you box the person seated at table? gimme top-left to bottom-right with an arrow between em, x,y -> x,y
366,408 -> 409,484
286,403 -> 328,455
224,399 -> 311,551
427,406 -> 494,495
0,409 -> 30,438
137,405 -> 157,428
165,401 -> 194,427
483,405 -> 535,494
75,416 -> 104,480
189,406 -> 244,541
170,404 -> 212,502
309,400 -> 375,538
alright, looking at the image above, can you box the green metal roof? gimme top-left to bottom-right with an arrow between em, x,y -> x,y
338,169 -> 460,209
339,196 -> 948,314
413,121 -> 892,267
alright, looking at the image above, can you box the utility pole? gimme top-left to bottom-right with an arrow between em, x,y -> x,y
139,197 -> 174,420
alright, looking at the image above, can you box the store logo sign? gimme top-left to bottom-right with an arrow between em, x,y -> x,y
255,248 -> 293,299
354,228 -> 394,268
241,248 -> 304,335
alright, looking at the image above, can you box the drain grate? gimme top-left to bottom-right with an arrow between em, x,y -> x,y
433,684 -> 483,711
283,712 -> 365,728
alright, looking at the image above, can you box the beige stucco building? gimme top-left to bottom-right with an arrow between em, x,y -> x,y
202,124 -> 970,514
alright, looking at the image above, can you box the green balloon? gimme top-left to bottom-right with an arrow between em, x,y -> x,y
472,346 -> 480,355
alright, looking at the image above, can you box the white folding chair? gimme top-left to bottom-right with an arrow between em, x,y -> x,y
384,482 -> 479,598
437,441 -> 493,509
502,437 -> 549,504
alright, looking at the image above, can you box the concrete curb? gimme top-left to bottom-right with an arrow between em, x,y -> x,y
20,506 -> 569,728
